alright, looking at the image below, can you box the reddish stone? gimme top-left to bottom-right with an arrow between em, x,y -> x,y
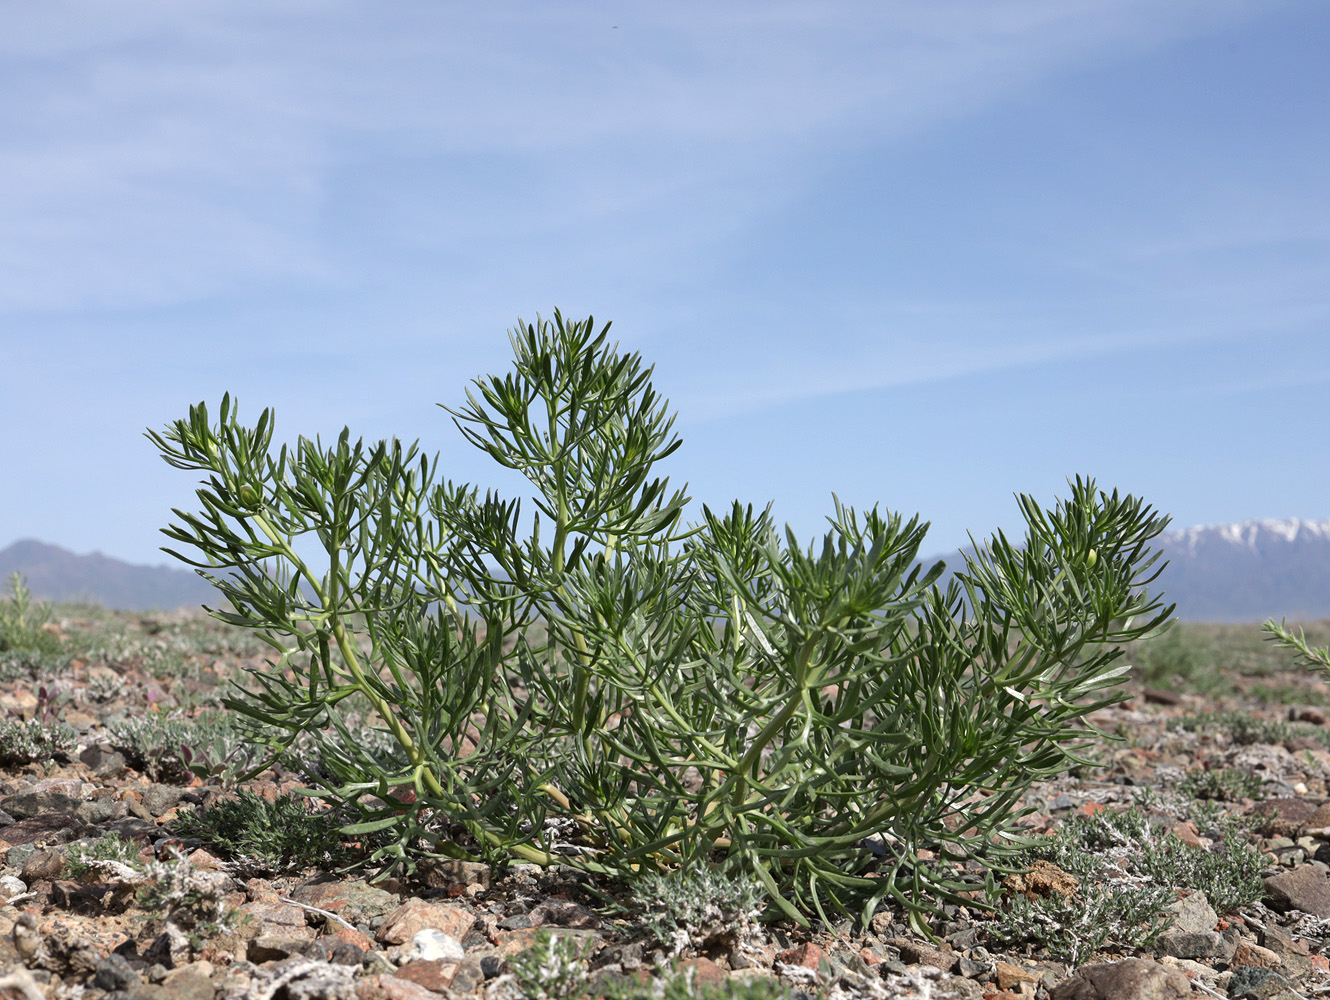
1231,942 -> 1282,969
859,948 -> 881,966
377,899 -> 475,945
777,942 -> 825,970
324,924 -> 376,953
1080,801 -> 1105,816
356,974 -> 445,999
395,960 -> 457,993
1169,822 -> 1203,848
235,899 -> 315,940
677,957 -> 729,988
995,962 -> 1041,991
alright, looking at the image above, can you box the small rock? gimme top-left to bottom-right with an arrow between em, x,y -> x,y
1165,890 -> 1218,935
94,953 -> 142,991
21,849 -> 64,881
410,929 -> 465,962
776,942 -> 825,970
357,972 -> 448,999
1232,941 -> 1283,969
1050,958 -> 1190,1000
78,745 -> 127,778
1004,860 -> 1078,900
1228,966 -> 1292,1000
0,792 -> 81,821
1264,864 -> 1330,916
1157,930 -> 1231,960
377,899 -> 476,946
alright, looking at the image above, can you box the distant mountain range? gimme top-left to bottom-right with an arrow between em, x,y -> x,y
1,518 -> 1328,620
0,539 -> 217,612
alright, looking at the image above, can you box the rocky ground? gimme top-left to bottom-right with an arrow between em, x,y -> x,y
2,607 -> 1330,1000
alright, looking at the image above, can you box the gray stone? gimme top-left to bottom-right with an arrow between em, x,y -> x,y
78,744 -> 127,778
1264,865 -> 1330,916
94,953 -> 142,991
1049,958 -> 1190,1000
74,797 -> 126,825
1228,967 -> 1292,1000
0,791 -> 81,820
1156,930 -> 1232,960
139,785 -> 183,817
1259,924 -> 1313,976
1165,890 -> 1217,935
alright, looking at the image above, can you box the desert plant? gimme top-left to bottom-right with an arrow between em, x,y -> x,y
66,833 -> 143,881
986,882 -> 1175,966
1022,805 -> 1264,917
0,716 -> 76,766
0,574 -> 60,655
1265,619 -> 1330,674
168,790 -> 347,874
633,867 -> 765,956
1178,766 -> 1267,803
136,855 -> 243,951
507,930 -> 595,1000
108,709 -> 269,785
149,311 -> 1173,930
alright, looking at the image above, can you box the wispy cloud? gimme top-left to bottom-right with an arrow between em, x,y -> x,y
0,0 -> 1277,312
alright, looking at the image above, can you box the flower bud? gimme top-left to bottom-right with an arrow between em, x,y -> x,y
238,483 -> 260,507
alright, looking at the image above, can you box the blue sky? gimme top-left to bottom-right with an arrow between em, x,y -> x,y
2,1 -> 1328,568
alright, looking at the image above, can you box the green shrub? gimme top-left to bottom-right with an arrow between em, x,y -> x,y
632,867 -> 764,956
108,709 -> 269,784
66,833 -> 143,880
1178,767 -> 1267,803
168,790 -> 346,874
508,930 -> 594,1000
1021,805 -> 1265,919
987,883 -> 1174,966
150,311 -> 1174,929
0,717 -> 76,766
0,574 -> 61,656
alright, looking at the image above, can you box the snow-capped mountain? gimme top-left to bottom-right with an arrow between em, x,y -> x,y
1154,518 -> 1330,621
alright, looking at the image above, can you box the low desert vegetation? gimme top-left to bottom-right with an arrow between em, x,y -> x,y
148,311 -> 1175,931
